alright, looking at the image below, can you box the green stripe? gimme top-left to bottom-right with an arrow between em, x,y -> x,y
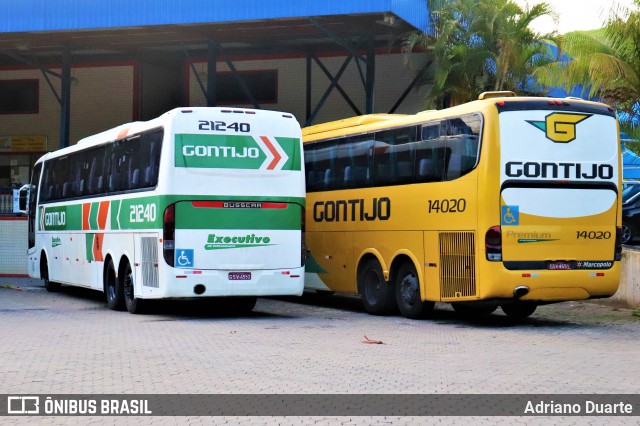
86,234 -> 95,262
176,201 -> 301,230
39,195 -> 304,232
40,204 -> 82,231
276,137 -> 302,171
89,202 -> 99,230
174,134 -> 301,170
175,134 -> 266,169
110,200 -> 121,230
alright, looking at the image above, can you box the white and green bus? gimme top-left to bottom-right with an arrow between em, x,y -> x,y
24,107 -> 305,313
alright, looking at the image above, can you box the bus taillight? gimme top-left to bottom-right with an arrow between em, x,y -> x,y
615,226 -> 623,261
163,204 -> 175,266
485,225 -> 502,261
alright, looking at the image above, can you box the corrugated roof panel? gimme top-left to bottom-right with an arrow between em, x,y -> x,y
2,0 -> 429,33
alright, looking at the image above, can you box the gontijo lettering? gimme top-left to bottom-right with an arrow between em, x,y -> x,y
182,145 -> 260,158
505,162 -> 614,180
313,197 -> 391,222
44,211 -> 66,226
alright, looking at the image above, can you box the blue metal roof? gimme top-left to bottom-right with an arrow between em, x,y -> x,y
2,0 -> 429,33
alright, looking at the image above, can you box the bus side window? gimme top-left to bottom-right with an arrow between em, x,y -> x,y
303,144 -> 319,192
305,140 -> 335,191
417,115 -> 481,182
374,126 -> 417,185
443,115 -> 482,180
107,145 -> 120,192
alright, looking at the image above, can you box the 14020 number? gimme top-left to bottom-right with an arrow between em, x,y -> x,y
576,231 -> 611,239
427,198 -> 466,213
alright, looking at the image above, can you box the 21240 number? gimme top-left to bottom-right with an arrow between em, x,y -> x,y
198,121 -> 250,132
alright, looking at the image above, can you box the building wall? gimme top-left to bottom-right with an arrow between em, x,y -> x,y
187,53 -> 429,125
0,217 -> 27,275
0,64 -> 136,151
1,54 -> 427,150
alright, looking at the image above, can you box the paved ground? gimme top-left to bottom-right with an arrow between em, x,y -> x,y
0,277 -> 639,425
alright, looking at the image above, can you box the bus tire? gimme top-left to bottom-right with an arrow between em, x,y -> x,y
501,302 -> 537,318
41,256 -> 61,292
122,261 -> 145,314
395,261 -> 434,319
230,296 -> 257,314
451,303 -> 498,317
105,258 -> 124,311
358,258 -> 396,315
621,220 -> 635,244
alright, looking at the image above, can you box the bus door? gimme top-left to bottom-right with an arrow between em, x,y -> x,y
498,107 -> 619,269
27,163 -> 42,277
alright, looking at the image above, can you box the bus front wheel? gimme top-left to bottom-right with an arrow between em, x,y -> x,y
358,258 -> 396,315
501,301 -> 537,318
41,256 -> 60,292
123,261 -> 145,314
105,258 -> 124,311
395,262 -> 434,319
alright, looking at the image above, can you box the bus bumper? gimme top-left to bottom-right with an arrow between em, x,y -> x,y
143,266 -> 305,299
476,261 -> 621,302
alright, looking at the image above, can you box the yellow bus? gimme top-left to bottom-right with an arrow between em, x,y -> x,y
302,92 -> 622,319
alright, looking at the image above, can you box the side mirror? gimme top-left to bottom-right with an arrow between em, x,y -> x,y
14,184 -> 30,215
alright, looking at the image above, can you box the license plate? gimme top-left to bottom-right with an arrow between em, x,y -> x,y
228,272 -> 251,280
547,261 -> 571,270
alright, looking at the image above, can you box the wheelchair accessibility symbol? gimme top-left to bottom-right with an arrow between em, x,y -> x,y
176,249 -> 194,267
501,206 -> 519,226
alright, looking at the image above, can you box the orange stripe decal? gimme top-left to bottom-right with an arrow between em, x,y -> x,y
93,233 -> 104,262
82,203 -> 91,231
97,201 -> 109,230
260,136 -> 281,170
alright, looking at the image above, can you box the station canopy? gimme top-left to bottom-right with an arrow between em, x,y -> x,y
0,0 -> 429,65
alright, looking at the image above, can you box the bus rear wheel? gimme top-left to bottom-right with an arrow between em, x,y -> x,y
105,258 -> 124,311
358,258 -> 396,315
501,302 -> 537,318
452,303 -> 498,317
229,296 -> 257,314
123,261 -> 144,314
621,220 -> 635,244
41,257 -> 60,292
395,262 -> 434,319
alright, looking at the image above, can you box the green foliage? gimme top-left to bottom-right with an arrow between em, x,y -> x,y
625,140 -> 640,156
403,0 -> 558,108
534,1 -> 640,138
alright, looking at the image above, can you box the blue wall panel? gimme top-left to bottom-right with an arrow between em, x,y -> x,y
2,0 -> 428,33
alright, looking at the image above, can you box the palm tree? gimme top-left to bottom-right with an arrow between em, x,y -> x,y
403,0 -> 558,108
403,0 -> 490,108
484,1 -> 558,92
534,1 -> 640,138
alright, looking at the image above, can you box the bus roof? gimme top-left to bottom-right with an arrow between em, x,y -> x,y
301,94 -> 616,143
302,114 -> 403,138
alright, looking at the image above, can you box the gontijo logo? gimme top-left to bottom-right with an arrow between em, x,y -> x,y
527,112 -> 591,143
175,134 -> 291,170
